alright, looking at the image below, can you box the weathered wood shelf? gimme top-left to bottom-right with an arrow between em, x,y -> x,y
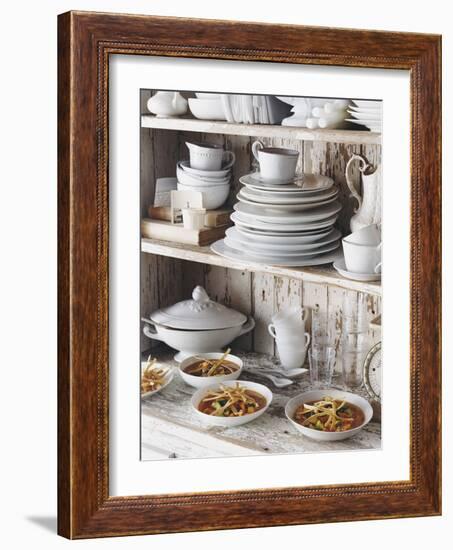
141,115 -> 382,145
141,237 -> 382,295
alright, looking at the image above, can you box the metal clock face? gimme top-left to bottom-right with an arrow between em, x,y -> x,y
364,342 -> 381,402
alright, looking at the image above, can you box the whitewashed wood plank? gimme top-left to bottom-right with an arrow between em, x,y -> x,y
227,269 -> 253,350
251,272 -> 275,355
302,281 -> 329,333
141,115 -> 382,144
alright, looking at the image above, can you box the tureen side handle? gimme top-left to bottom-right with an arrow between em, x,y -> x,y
239,316 -> 256,336
143,323 -> 164,341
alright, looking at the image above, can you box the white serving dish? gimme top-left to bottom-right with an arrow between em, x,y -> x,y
224,235 -> 340,258
231,211 -> 338,232
177,182 -> 230,209
191,380 -> 272,427
237,191 -> 338,211
333,259 -> 381,281
211,239 -> 342,267
226,227 -> 341,252
179,160 -> 231,179
234,200 -> 342,224
188,98 -> 226,120
179,353 -> 243,389
140,362 -> 174,398
285,389 -> 373,441
176,164 -> 230,187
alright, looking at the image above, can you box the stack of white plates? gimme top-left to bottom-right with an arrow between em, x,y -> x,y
211,172 -> 343,267
346,100 -> 382,133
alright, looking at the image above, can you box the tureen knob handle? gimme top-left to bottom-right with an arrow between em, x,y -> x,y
192,286 -> 210,304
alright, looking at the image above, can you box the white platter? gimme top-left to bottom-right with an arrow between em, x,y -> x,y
234,200 -> 342,224
240,172 -> 334,193
226,227 -> 342,252
237,191 -> 338,211
211,239 -> 342,267
231,211 -> 338,232
235,225 -> 332,242
239,186 -> 339,205
333,258 -> 381,281
224,236 -> 341,257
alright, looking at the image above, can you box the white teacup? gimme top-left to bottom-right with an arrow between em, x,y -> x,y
342,238 -> 382,274
252,140 -> 299,182
186,141 -> 235,171
273,334 -> 311,370
346,224 -> 381,246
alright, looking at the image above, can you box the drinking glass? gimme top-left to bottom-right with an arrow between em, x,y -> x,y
342,346 -> 368,389
309,346 -> 336,387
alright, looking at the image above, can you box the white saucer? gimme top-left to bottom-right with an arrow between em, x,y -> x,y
333,259 -> 381,281
240,172 -> 334,193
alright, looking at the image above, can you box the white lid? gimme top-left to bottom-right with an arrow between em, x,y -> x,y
149,286 -> 247,330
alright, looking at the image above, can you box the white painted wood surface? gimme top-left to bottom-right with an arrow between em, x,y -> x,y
141,347 -> 381,460
141,115 -> 382,145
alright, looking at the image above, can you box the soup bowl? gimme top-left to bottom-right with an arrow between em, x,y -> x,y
179,352 -> 243,389
285,389 -> 373,441
191,380 -> 273,427
177,182 -> 230,210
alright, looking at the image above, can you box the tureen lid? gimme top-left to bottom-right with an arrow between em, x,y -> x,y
149,286 -> 247,330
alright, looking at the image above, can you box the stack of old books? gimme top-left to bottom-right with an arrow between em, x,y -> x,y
141,206 -> 233,246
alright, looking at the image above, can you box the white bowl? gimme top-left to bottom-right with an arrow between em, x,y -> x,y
179,353 -> 242,389
189,98 -> 226,121
195,93 -> 221,100
192,380 -> 273,427
177,182 -> 230,209
285,389 -> 373,441
179,160 -> 231,179
176,164 -> 230,187
143,317 -> 255,362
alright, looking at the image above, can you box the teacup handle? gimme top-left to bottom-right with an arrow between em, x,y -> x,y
252,140 -> 264,163
268,324 -> 277,339
374,262 -> 382,274
222,150 -> 236,170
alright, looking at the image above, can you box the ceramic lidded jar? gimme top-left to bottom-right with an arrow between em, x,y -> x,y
150,286 -> 247,330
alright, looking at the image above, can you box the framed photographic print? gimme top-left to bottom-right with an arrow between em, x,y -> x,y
58,11 -> 441,538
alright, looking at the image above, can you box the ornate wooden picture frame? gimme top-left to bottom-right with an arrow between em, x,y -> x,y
58,11 -> 441,538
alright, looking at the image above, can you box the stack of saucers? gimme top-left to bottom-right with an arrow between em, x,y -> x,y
346,100 -> 382,133
211,172 -> 343,267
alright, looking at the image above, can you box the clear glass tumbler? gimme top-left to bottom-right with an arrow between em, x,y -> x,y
309,346 -> 336,388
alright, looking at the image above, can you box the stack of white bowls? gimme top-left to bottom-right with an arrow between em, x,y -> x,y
346,100 -> 382,132
176,141 -> 236,210
211,171 -> 343,267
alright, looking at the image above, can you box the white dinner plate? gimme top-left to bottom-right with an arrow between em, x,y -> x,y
347,109 -> 382,121
224,236 -> 340,257
211,239 -> 342,267
235,225 -> 332,242
239,186 -> 339,205
352,100 -> 382,109
236,191 -> 338,210
231,211 -> 338,232
226,227 -> 341,251
234,200 -> 342,224
333,258 -> 381,281
240,172 -> 334,193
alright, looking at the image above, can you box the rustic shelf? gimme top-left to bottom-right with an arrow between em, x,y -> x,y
141,115 -> 381,145
141,237 -> 381,295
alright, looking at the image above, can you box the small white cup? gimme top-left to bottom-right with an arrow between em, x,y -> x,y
342,238 -> 382,274
252,140 -> 299,182
346,224 -> 381,246
182,207 -> 206,230
274,334 -> 311,369
269,306 -> 308,338
186,141 -> 235,171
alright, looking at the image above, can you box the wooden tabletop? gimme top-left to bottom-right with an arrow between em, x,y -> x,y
141,348 -> 381,460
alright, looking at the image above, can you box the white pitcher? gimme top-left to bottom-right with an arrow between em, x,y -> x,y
345,153 -> 382,232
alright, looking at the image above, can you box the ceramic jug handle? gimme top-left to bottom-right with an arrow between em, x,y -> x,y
268,324 -> 277,339
252,140 -> 264,163
374,262 -> 382,274
222,151 -> 236,170
304,332 -> 311,348
346,153 -> 368,212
